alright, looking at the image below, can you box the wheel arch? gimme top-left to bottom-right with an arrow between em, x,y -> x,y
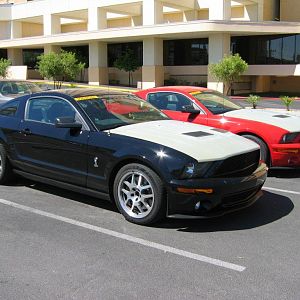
238,131 -> 272,166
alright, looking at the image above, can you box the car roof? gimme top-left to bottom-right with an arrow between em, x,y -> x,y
144,86 -> 211,93
33,88 -> 131,98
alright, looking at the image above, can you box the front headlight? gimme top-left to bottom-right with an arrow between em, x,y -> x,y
181,162 -> 214,179
280,132 -> 300,144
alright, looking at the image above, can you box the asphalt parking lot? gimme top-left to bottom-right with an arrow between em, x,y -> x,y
0,169 -> 299,300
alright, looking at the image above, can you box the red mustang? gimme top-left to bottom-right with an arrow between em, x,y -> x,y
135,86 -> 300,168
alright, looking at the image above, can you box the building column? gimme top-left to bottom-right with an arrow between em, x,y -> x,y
44,45 -> 61,54
142,38 -> 164,89
207,33 -> 230,93
7,48 -> 23,65
88,6 -> 107,31
88,42 -> 108,85
43,14 -> 61,36
143,0 -> 163,25
209,0 -> 231,20
10,21 -> 22,39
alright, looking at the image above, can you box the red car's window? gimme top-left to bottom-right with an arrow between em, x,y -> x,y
190,91 -> 241,114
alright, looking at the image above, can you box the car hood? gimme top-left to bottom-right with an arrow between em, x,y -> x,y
108,120 -> 259,162
224,109 -> 300,132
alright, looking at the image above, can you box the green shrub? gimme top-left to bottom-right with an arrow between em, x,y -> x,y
246,94 -> 261,109
0,58 -> 11,78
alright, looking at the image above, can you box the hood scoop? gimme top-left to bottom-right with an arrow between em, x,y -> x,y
183,131 -> 213,137
273,114 -> 291,118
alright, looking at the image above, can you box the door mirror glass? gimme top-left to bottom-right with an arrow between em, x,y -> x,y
181,105 -> 201,114
55,117 -> 82,129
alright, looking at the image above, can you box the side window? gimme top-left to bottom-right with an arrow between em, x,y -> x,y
0,100 -> 20,117
147,92 -> 197,112
26,97 -> 77,124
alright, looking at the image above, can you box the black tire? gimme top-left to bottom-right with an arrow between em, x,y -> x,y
241,134 -> 269,164
113,163 -> 166,225
0,144 -> 14,184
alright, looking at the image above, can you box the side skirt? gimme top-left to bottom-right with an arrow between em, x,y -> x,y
13,170 -> 111,202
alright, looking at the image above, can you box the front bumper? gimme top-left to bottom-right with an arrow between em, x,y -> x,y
271,143 -> 300,167
166,163 -> 267,218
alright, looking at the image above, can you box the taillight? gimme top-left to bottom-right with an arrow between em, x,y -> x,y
280,132 -> 300,144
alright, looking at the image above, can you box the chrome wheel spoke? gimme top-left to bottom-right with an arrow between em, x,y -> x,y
140,184 -> 151,191
140,198 -> 151,210
121,188 -> 131,197
123,180 -> 133,190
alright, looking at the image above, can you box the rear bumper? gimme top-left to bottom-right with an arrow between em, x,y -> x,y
271,143 -> 300,168
166,163 -> 267,218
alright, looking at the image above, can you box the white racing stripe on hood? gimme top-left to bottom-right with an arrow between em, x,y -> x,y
224,109 -> 300,132
108,120 -> 259,162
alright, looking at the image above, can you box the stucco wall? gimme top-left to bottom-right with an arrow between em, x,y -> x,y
281,0 -> 300,22
271,76 -> 300,93
107,18 -> 131,28
22,22 -> 43,37
61,22 -> 87,33
0,21 -> 10,39
263,0 -> 277,21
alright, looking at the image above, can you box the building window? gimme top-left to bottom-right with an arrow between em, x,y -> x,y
23,49 -> 44,69
0,49 -> 8,60
108,42 -> 143,67
164,39 -> 208,66
232,34 -> 300,65
61,46 -> 89,68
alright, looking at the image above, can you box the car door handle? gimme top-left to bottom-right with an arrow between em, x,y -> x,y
20,128 -> 32,135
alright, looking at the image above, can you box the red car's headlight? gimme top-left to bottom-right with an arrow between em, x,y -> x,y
280,132 -> 300,144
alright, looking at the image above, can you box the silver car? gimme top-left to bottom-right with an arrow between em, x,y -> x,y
0,80 -> 42,105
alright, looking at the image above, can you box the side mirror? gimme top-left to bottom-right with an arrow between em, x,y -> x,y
181,105 -> 201,114
55,117 -> 82,130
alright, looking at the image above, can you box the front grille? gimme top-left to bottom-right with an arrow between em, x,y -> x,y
222,186 -> 261,208
212,149 -> 260,178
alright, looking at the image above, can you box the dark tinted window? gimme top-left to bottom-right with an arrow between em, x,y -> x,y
26,97 -> 77,123
0,100 -> 20,117
61,46 -> 89,68
0,49 -> 8,60
108,42 -> 143,67
164,39 -> 208,66
232,34 -> 300,65
23,49 -> 44,69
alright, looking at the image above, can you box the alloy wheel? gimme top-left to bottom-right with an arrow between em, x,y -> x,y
117,171 -> 155,219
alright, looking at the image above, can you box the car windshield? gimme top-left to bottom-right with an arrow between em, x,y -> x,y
76,93 -> 169,131
0,81 -> 41,97
190,91 -> 242,114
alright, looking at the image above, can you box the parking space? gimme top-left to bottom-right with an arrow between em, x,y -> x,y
0,170 -> 299,299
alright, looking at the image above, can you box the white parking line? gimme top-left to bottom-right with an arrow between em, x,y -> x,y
263,187 -> 300,195
0,198 -> 245,272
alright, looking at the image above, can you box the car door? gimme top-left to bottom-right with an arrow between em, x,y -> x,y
15,96 -> 89,186
146,92 -> 208,125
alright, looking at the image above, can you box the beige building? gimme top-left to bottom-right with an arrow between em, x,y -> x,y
0,0 -> 300,94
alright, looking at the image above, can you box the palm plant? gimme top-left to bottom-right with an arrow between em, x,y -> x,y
280,96 -> 295,111
246,94 -> 261,109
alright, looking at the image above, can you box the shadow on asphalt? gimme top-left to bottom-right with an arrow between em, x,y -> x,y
7,179 -> 294,233
157,191 -> 294,232
268,168 -> 300,178
12,178 -> 118,213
